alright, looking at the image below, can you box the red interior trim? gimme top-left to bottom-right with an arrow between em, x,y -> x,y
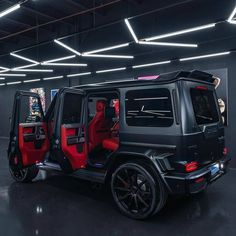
61,126 -> 87,170
19,123 -> 49,166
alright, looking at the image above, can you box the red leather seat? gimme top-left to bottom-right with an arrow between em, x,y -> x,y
88,100 -> 112,151
102,137 -> 119,151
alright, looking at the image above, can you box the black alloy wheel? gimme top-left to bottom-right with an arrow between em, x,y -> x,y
9,165 -> 39,183
111,162 -> 167,219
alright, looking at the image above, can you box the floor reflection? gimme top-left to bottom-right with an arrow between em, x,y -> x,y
4,171 -> 226,236
1,139 -> 235,236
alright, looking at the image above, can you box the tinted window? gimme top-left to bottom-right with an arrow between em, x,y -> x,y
125,88 -> 174,127
190,88 -> 219,125
19,96 -> 43,123
62,93 -> 82,124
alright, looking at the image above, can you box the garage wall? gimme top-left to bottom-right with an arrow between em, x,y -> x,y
0,53 -> 235,166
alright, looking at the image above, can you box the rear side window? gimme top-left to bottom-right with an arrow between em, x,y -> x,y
62,93 -> 83,124
190,88 -> 219,125
125,88 -> 174,127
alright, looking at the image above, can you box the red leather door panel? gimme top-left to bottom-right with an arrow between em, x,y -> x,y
61,124 -> 87,170
18,122 -> 49,166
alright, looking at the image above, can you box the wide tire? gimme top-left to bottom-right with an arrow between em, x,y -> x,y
9,165 -> 39,183
111,161 -> 167,220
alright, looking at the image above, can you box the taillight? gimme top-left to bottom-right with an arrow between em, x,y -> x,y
185,162 -> 198,172
195,177 -> 205,183
195,86 -> 208,90
223,147 -> 228,155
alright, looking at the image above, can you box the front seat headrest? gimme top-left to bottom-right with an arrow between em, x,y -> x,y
96,100 -> 107,112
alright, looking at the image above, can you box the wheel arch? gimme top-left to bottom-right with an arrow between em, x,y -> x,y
105,151 -> 171,192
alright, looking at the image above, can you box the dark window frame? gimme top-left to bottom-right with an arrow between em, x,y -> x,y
125,88 -> 174,128
61,92 -> 83,125
190,88 -> 219,125
19,95 -> 44,124
87,90 -> 120,122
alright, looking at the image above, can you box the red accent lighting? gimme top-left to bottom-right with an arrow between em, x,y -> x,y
195,177 -> 205,183
185,162 -> 198,172
223,147 -> 228,155
195,86 -> 208,90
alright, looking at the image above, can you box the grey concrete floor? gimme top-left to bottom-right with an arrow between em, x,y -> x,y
0,138 -> 235,236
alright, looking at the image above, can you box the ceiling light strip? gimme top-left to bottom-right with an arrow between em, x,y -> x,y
0,73 -> 26,77
42,55 -> 76,63
0,66 -> 10,73
82,54 -> 134,59
228,5 -> 236,23
138,41 -> 198,48
133,60 -> 171,69
10,52 -> 39,64
0,83 -> 5,86
23,79 -> 41,83
67,72 -> 92,78
12,64 -> 38,70
7,81 -> 22,85
96,67 -> 126,74
179,51 -> 230,61
41,62 -> 87,67
0,77 -> 5,80
43,75 -> 63,81
145,23 -> 216,41
83,43 -> 130,55
54,40 -> 81,56
124,19 -> 139,43
0,4 -> 20,18
14,69 -> 54,72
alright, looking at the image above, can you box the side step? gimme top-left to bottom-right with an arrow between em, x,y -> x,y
37,162 -> 62,172
72,169 -> 106,183
37,162 -> 106,184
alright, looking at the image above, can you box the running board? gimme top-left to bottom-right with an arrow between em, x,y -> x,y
37,162 -> 62,172
72,169 -> 106,183
37,162 -> 106,183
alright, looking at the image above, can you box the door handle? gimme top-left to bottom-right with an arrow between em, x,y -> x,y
23,133 -> 35,142
67,136 -> 85,145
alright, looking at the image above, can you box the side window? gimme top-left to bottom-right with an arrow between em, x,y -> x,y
62,93 -> 83,124
125,88 -> 174,127
19,96 -> 43,123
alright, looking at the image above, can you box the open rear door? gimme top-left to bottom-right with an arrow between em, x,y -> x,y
8,91 -> 49,169
53,88 -> 87,173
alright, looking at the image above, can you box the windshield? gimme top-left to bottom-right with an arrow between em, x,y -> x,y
190,88 -> 219,125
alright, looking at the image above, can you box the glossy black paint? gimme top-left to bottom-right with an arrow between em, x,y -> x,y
0,138 -> 236,236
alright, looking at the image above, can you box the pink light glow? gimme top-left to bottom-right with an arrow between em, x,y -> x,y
138,75 -> 159,80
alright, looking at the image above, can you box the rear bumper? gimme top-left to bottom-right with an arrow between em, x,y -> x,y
164,156 -> 230,195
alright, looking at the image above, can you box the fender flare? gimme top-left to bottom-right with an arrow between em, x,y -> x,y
105,149 -> 173,193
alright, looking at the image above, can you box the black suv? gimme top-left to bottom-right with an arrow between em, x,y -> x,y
8,70 -> 230,219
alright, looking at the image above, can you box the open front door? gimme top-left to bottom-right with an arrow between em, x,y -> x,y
8,91 -> 49,170
53,88 -> 87,173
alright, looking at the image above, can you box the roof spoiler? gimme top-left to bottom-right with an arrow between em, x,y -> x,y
158,70 -> 216,84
